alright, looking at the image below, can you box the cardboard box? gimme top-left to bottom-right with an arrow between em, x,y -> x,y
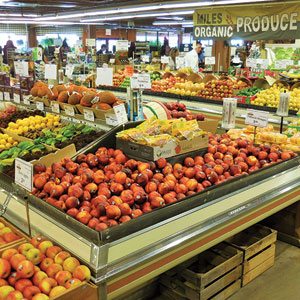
117,134 -> 208,161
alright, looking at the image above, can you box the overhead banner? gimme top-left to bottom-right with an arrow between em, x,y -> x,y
193,3 -> 300,40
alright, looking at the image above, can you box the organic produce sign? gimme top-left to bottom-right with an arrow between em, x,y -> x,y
193,3 -> 300,40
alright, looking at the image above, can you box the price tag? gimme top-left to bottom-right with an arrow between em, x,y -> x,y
161,56 -> 169,64
51,102 -> 60,114
64,105 -> 75,116
36,101 -> 44,111
83,109 -> 95,122
4,92 -> 10,101
45,64 -> 57,80
13,93 -> 20,104
105,114 -> 119,126
65,65 -> 74,78
23,95 -> 31,105
130,74 -> 151,90
205,56 -> 216,65
109,59 -> 115,64
113,104 -> 128,124
141,55 -> 150,63
86,39 -> 96,47
15,158 -> 33,192
116,40 -> 128,51
96,67 -> 113,86
0,93 -> 3,101
245,109 -> 269,128
14,61 -> 29,76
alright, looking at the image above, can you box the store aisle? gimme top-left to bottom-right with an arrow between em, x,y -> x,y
229,241 -> 300,300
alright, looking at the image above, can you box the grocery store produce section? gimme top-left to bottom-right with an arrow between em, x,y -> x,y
1,70 -> 300,299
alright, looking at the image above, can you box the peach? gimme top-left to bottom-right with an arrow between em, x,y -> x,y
156,158 -> 167,169
150,197 -> 165,208
38,278 -> 57,295
108,196 -> 122,206
184,167 -> 195,179
114,171 -> 127,184
76,211 -> 92,225
40,258 -> 54,272
105,205 -> 121,220
281,151 -> 291,160
0,286 -> 15,300
246,156 -> 258,166
6,290 -> 23,300
10,254 -> 26,271
110,182 -> 124,195
16,260 -> 34,279
65,278 -> 81,289
54,252 -> 70,265
38,241 -> 53,254
23,286 -> 41,299
119,216 -> 131,223
118,203 -> 132,216
15,279 -> 32,292
184,157 -> 195,167
186,179 -> 198,191
174,183 -> 188,194
33,271 -> 48,286
68,185 -> 83,199
62,257 -> 80,273
46,263 -> 62,278
55,270 -> 72,286
66,208 -> 79,218
137,162 -> 150,173
131,209 -> 143,219
1,249 -> 18,261
158,183 -> 170,195
268,152 -> 278,162
258,151 -> 268,160
73,265 -> 91,281
34,175 -> 47,189
95,223 -> 108,231
65,197 -> 80,210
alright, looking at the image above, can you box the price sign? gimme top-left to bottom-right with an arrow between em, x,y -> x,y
0,93 -> 3,101
83,109 -> 95,122
105,104 -> 128,126
116,40 -> 128,51
141,55 -> 150,63
96,67 -> 113,86
23,95 -> 31,105
86,39 -> 96,47
256,59 -> 269,69
14,61 -> 29,76
109,59 -> 115,64
64,105 -> 75,116
246,58 -> 256,68
36,101 -> 44,111
275,59 -> 294,69
245,109 -> 269,128
13,93 -> 20,104
4,92 -> 10,101
106,29 -> 112,36
130,74 -> 151,90
65,65 -> 74,78
161,56 -> 169,64
15,158 -> 33,192
205,56 -> 216,65
45,64 -> 57,80
51,102 -> 60,114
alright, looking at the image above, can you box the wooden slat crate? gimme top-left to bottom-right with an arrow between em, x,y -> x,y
226,224 -> 277,286
159,242 -> 243,300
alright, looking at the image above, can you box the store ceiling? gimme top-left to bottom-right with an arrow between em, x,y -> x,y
0,0 -> 287,28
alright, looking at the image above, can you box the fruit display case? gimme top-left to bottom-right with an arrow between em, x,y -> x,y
1,121 -> 300,299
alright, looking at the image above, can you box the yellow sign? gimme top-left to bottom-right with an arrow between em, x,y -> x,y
193,3 -> 300,40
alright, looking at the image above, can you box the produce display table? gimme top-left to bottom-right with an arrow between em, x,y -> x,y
1,155 -> 299,299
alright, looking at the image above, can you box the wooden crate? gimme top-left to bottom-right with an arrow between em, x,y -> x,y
226,224 -> 277,286
159,243 -> 243,300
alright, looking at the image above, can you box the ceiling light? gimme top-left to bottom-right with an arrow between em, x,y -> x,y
81,10 -> 194,22
23,14 -> 40,17
0,20 -> 107,25
2,14 -> 22,17
153,21 -> 193,26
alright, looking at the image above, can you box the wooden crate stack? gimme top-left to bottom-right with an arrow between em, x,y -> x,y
159,242 -> 243,300
226,224 -> 277,286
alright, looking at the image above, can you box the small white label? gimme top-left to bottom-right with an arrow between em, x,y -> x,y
86,39 -> 96,47
14,61 -> 29,76
106,29 -> 112,36
141,55 -> 150,63
130,74 -> 151,90
65,65 -> 74,78
105,114 -> 119,126
4,92 -> 10,101
83,109 -> 95,122
45,64 -> 57,80
13,93 -> 20,103
109,58 -> 115,64
205,56 -> 216,65
245,109 -> 269,128
36,101 -> 44,111
0,93 -> 3,101
96,67 -> 113,86
64,105 -> 75,116
113,104 -> 128,125
161,56 -> 169,64
23,96 -> 31,105
15,158 -> 33,192
51,102 -> 60,114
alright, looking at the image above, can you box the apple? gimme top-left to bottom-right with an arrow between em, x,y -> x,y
10,254 -> 26,271
33,271 -> 48,286
55,270 -> 72,286
6,290 -> 23,300
39,258 -> 54,272
54,251 -> 71,265
32,293 -> 49,300
73,265 -> 91,281
23,286 -> 41,300
49,286 -> 66,297
0,286 -> 15,300
64,278 -> 81,289
45,246 -> 62,260
38,241 -> 53,254
45,263 -> 62,278
26,248 -> 43,265
1,249 -> 18,261
15,278 -> 32,292
0,258 -> 11,278
18,243 -> 34,256
62,257 -> 80,273
16,260 -> 35,278
38,278 -> 57,295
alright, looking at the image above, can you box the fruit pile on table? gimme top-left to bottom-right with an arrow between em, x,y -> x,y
164,102 -> 205,120
0,238 -> 91,299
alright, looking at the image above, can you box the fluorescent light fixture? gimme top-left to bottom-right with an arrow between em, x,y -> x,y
157,17 -> 184,20
23,14 -> 40,18
2,14 -> 22,17
81,10 -> 194,22
153,21 -> 193,26
0,20 -> 107,25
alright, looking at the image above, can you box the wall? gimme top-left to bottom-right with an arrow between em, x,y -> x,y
95,28 -> 136,41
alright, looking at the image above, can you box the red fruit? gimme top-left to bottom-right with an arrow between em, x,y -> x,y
179,177 -> 189,185
202,180 -> 212,188
120,190 -> 134,206
106,205 -> 121,219
34,175 -> 47,189
133,190 -> 148,204
156,158 -> 167,169
119,215 -> 131,223
68,185 -> 83,199
237,139 -> 248,148
124,159 -> 138,170
76,211 -> 92,224
131,209 -> 143,219
174,183 -> 188,194
95,223 -> 108,231
238,162 -> 249,172
34,164 -> 46,174
281,151 -> 291,160
196,183 -> 204,192
207,171 -> 218,184
186,179 -> 198,191
90,208 -> 101,218
115,154 -> 127,164
148,191 -> 161,202
195,171 -> 206,181
204,153 -> 214,163
82,191 -> 91,201
98,187 -> 111,199
246,156 -> 258,166
158,183 -> 170,195
258,151 -> 268,160
184,157 -> 195,167
194,156 -> 204,165
217,144 -> 227,154
50,185 -> 64,198
43,182 -> 56,194
76,154 -> 87,163
145,181 -> 157,193
79,205 -> 91,213
230,164 -> 242,176
177,193 -> 186,200
65,162 -> 78,174
268,152 -> 279,162
227,145 -> 238,156
86,154 -> 98,167
110,182 -> 124,195
135,173 -> 149,186
150,197 -> 165,208
142,202 -> 152,213
184,167 -> 195,179
93,170 -> 106,184
153,173 -> 164,182
66,208 -> 78,217
162,165 -> 173,175
114,171 -> 127,185
108,196 -> 123,206
213,165 -> 224,175
207,145 -> 216,154
88,218 -> 99,229
118,203 -> 132,215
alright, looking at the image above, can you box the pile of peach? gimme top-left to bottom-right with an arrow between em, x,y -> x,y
32,134 -> 296,232
0,237 -> 91,300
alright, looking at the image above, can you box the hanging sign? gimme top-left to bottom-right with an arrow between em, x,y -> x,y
194,3 -> 300,40
96,67 -> 113,86
45,64 -> 57,80
205,56 -> 216,65
116,40 -> 128,51
14,61 -> 29,76
86,39 -> 96,47
130,74 -> 151,90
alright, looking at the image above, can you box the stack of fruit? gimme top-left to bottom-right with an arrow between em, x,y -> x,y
198,79 -> 248,100
164,102 -> 205,121
166,82 -> 205,96
119,77 -> 131,88
0,134 -> 18,151
32,132 -> 296,231
113,71 -> 126,87
0,106 -> 16,120
0,238 -> 91,299
150,72 -> 162,82
6,115 -> 61,139
151,77 -> 184,92
0,220 -> 22,245
251,85 -> 282,107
